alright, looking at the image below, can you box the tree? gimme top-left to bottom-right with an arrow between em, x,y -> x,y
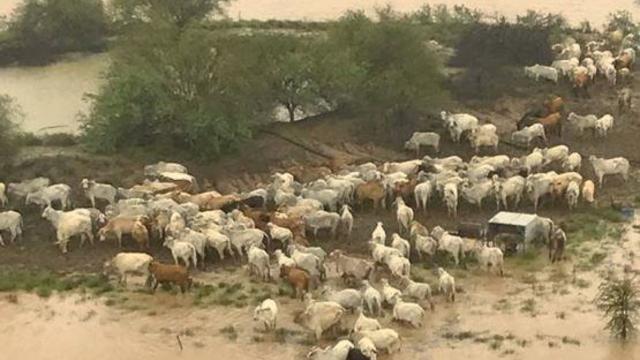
0,95 -> 23,157
595,277 -> 640,340
81,22 -> 272,158
5,0 -> 107,64
327,10 -> 447,121
606,10 -> 637,34
109,0 -> 228,29
452,21 -> 554,99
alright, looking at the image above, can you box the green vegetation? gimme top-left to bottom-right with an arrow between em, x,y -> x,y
109,0 -> 229,30
0,0 -> 108,65
192,281 -> 274,307
451,19 -> 555,99
520,298 -> 537,316
81,6 -> 449,158
16,132 -> 79,147
595,277 -> 640,340
0,269 -> 113,297
219,325 -> 239,341
564,208 -> 623,243
0,94 -> 23,157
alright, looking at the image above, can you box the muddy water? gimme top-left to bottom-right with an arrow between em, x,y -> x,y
4,222 -> 640,360
226,0 -> 640,25
1,292 -> 304,360
0,53 -> 108,133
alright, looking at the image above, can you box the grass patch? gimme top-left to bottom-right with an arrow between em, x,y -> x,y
520,298 -> 537,316
589,252 -> 607,266
565,209 -> 623,244
489,339 -> 503,350
0,269 -> 113,297
562,336 -> 581,346
509,249 -> 545,272
492,298 -> 512,312
573,278 -> 591,289
16,132 -> 79,147
219,325 -> 238,341
442,330 -> 479,341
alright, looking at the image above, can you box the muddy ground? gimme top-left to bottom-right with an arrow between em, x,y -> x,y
1,67 -> 640,359
0,70 -> 639,272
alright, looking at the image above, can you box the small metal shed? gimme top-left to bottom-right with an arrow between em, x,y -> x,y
488,212 -> 539,250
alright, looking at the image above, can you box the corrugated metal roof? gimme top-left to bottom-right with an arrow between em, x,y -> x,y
489,212 -> 538,227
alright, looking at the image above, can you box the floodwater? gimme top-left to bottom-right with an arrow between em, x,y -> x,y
226,0 -> 640,25
3,223 -> 640,360
0,53 -> 108,133
1,0 -> 639,132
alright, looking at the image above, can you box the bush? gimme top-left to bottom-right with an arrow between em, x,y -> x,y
81,24 -> 270,159
451,21 -> 554,100
595,277 -> 640,340
1,0 -> 108,65
0,94 -> 23,157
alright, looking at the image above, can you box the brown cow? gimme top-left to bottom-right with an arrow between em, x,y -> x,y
544,96 -> 564,114
573,72 -> 590,98
355,181 -> 385,210
98,216 -> 150,249
201,194 -> 242,211
280,265 -> 310,300
148,261 -> 193,293
393,179 -> 417,203
614,52 -> 634,70
538,112 -> 563,138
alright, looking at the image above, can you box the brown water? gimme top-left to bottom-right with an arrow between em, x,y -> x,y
226,0 -> 640,25
0,53 -> 108,133
3,223 -> 640,360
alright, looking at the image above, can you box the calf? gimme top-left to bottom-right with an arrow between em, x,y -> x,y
81,179 -> 117,208
148,261 -> 192,293
280,265 -> 310,300
538,112 -> 562,138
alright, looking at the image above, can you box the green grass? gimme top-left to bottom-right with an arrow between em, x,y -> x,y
192,281 -> 270,308
0,270 -> 113,297
16,132 -> 79,147
562,336 -> 581,345
564,208 -> 624,244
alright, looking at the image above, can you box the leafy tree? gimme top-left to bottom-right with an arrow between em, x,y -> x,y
109,0 -> 228,29
328,10 -> 447,121
452,21 -> 554,99
4,0 -> 107,64
257,36 -> 322,122
596,277 -> 640,340
0,95 -> 23,156
606,10 -> 637,34
81,22 -> 271,158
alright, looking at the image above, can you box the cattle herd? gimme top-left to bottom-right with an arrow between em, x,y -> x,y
0,33 -> 636,360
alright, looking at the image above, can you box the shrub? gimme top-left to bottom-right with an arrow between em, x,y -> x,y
2,0 -> 108,65
0,94 -> 22,157
595,277 -> 640,340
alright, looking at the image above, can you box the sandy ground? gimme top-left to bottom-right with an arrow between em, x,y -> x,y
2,218 -> 640,360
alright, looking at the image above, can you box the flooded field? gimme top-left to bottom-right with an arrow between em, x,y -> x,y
225,0 -> 640,25
0,53 -> 108,133
3,220 -> 640,360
